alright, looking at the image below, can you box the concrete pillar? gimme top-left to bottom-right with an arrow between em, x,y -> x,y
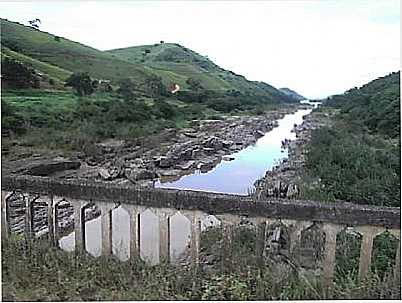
158,212 -> 170,263
255,220 -> 267,266
285,220 -> 314,253
124,205 -> 140,261
322,223 -> 344,288
25,195 -> 36,238
389,229 -> 401,281
98,203 -> 113,256
73,201 -> 85,253
355,225 -> 385,281
47,195 -> 57,246
1,191 -> 10,240
183,211 -> 203,269
218,214 -> 241,272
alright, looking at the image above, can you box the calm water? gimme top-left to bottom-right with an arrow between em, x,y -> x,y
155,108 -> 313,195
59,105 -> 314,263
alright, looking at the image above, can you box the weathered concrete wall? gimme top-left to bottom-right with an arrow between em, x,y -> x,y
2,174 -> 400,228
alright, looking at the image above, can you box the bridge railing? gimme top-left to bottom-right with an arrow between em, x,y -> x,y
1,175 -> 401,287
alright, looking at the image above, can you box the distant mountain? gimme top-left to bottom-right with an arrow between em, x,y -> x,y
279,88 -> 306,101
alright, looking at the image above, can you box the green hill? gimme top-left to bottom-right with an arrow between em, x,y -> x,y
326,71 -> 400,138
107,42 -> 295,102
279,87 -> 306,101
1,18 -> 294,103
0,19 -> 153,84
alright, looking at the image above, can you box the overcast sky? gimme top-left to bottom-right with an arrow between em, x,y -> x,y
1,0 -> 400,98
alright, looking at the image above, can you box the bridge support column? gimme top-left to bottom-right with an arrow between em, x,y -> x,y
355,225 -> 385,281
1,191 -> 10,240
98,203 -> 113,256
219,214 -> 241,272
158,210 -> 171,263
389,229 -> 401,281
322,223 -> 343,288
25,195 -> 36,238
183,211 -> 203,269
73,201 -> 86,253
47,195 -> 59,246
282,219 -> 314,253
125,205 -> 141,261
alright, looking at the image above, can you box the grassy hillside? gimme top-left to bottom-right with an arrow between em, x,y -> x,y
1,46 -> 72,86
1,19 -> 296,103
279,87 -> 306,101
302,72 -> 400,207
327,71 -> 400,138
107,42 -> 295,102
1,19 -> 154,83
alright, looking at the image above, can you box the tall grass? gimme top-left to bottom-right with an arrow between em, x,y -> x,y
2,232 -> 400,301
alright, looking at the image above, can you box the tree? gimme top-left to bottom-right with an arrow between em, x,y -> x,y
186,77 -> 203,91
142,75 -> 167,97
28,18 -> 41,30
1,57 -> 40,89
117,78 -> 137,100
64,72 -> 94,96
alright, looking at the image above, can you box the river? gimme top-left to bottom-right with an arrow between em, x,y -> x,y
59,103 -> 315,263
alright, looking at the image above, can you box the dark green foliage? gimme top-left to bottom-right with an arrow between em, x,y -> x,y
117,78 -> 137,100
54,36 -> 61,42
326,72 -> 400,138
141,75 -> 167,97
64,72 -> 94,96
303,72 -> 400,207
153,101 -> 177,119
186,77 -> 203,91
1,57 -> 40,89
1,99 -> 25,134
305,125 -> 400,206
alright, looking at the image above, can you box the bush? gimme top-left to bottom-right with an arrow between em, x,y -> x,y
1,57 -> 40,89
64,72 -> 94,96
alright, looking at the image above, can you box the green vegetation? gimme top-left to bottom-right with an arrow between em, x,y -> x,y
64,72 -> 95,96
1,19 -> 153,83
2,228 -> 400,301
1,57 -> 40,89
1,17 -> 299,153
107,42 -> 297,103
300,72 -> 400,207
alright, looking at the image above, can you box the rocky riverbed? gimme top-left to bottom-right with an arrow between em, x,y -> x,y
3,106 -> 305,188
254,108 -> 334,199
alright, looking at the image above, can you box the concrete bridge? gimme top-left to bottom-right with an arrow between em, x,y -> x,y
1,175 -> 400,287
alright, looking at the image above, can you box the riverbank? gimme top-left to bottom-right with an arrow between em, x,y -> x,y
254,107 -> 335,199
2,105 -> 305,188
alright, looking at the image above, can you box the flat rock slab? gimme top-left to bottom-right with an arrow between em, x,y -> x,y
23,160 -> 81,176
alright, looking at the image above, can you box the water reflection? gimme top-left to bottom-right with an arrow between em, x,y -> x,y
155,108 -> 312,194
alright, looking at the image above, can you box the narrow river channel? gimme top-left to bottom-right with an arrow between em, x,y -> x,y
59,103 -> 315,263
155,107 -> 312,195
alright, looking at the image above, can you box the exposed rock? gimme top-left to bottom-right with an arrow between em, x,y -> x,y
176,161 -> 196,170
98,168 -> 111,180
222,155 -> 235,161
126,169 -> 158,182
256,130 -> 265,137
23,160 -> 81,176
155,156 -> 174,168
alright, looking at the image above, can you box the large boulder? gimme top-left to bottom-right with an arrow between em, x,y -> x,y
203,136 -> 223,150
155,156 -> 174,168
24,159 -> 81,176
126,169 -> 158,182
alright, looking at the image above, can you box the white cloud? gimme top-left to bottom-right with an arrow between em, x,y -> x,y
1,0 -> 400,98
